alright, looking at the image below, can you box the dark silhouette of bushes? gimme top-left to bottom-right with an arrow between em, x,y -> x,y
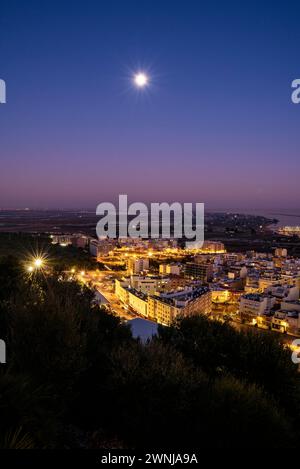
157,315 -> 300,425
0,256 -> 298,448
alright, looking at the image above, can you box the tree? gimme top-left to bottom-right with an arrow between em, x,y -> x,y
157,315 -> 300,426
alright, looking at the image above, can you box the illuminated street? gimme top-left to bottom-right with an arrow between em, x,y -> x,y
79,269 -> 138,320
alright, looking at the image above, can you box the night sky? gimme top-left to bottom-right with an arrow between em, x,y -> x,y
0,0 -> 299,210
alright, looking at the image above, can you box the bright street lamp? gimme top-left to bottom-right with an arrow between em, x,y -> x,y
34,258 -> 43,269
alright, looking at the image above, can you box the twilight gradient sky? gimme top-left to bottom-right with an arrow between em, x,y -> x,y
0,0 -> 299,210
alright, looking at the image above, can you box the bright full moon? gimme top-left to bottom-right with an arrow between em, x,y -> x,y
134,72 -> 149,88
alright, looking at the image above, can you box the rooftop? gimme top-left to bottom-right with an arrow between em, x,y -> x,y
151,286 -> 210,307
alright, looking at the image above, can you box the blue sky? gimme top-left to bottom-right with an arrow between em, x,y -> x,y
0,0 -> 299,209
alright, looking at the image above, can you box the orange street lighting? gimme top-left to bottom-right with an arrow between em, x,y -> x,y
34,258 -> 43,268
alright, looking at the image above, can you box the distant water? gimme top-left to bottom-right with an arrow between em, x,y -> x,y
212,209 -> 300,228
265,211 -> 300,228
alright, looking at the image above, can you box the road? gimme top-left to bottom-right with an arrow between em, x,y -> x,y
79,269 -> 137,320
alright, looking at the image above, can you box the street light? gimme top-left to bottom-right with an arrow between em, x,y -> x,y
34,258 -> 43,269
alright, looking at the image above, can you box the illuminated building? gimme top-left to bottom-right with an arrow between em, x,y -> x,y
159,263 -> 181,276
185,241 -> 225,253
51,234 -> 73,246
127,258 -> 149,275
184,262 -> 213,282
115,280 -> 211,326
275,248 -> 288,258
278,226 -> 300,237
130,275 -> 167,295
271,310 -> 300,335
72,235 -> 89,249
89,238 -> 115,257
201,241 -> 225,253
211,288 -> 231,304
239,293 -> 276,324
148,287 -> 211,326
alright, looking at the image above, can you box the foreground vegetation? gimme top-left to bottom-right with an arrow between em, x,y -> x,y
0,233 -> 98,271
0,255 -> 299,448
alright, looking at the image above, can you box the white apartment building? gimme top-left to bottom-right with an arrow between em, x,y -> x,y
245,275 -> 260,294
131,276 -> 161,295
239,294 -> 276,324
271,310 -> 300,335
159,263 -> 181,276
259,276 -> 284,292
89,238 -> 115,257
115,279 -> 211,326
127,258 -> 149,275
148,287 -> 212,326
280,299 -> 300,313
264,284 -> 299,302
